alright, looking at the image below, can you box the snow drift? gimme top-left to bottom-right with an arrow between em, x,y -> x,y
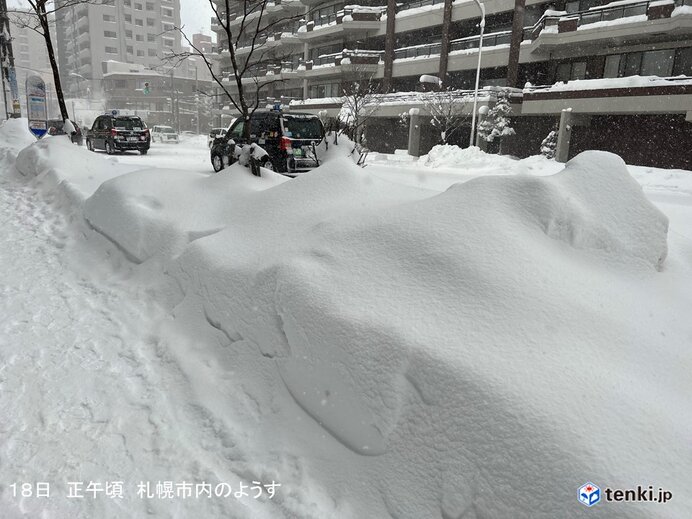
4,120 -> 690,518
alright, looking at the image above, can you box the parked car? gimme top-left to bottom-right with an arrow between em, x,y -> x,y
47,119 -> 83,145
86,115 -> 150,155
208,127 -> 227,148
151,125 -> 179,143
210,111 -> 325,175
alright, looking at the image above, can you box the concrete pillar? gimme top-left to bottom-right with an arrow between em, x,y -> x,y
438,0 -> 453,85
476,106 -> 489,151
506,0 -> 527,88
408,108 -> 422,157
556,108 -> 573,163
382,0 -> 397,92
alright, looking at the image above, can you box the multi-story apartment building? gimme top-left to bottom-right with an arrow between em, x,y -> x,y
55,0 -> 182,98
213,0 -> 692,168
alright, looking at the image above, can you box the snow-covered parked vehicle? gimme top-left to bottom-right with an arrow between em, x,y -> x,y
210,111 -> 324,175
150,125 -> 179,143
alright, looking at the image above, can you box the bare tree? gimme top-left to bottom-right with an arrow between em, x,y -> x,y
165,1 -> 316,175
339,63 -> 382,146
418,88 -> 470,145
6,0 -> 103,122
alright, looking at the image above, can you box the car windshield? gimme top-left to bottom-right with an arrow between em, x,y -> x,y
114,118 -> 145,130
161,127 -> 175,133
283,116 -> 322,140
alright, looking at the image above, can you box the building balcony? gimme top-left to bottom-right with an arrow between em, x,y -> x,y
77,32 -> 90,45
521,76 -> 692,116
220,0 -> 300,30
300,49 -> 384,78
529,0 -> 692,52
297,6 -> 385,40
390,30 -> 516,76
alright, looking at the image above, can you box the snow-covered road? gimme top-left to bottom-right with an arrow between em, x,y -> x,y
0,152 -> 289,518
2,125 -> 692,518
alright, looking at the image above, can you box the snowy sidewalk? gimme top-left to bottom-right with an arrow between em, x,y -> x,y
0,175 -> 285,518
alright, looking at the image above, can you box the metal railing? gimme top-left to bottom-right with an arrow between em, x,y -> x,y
393,30 -> 512,60
532,0 -> 688,34
398,0 -> 445,13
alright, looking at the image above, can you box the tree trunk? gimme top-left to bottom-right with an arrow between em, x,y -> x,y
39,9 -> 69,121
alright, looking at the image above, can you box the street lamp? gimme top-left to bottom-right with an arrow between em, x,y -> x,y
469,0 -> 486,148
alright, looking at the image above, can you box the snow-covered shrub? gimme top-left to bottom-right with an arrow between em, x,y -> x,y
477,90 -> 516,144
541,130 -> 558,159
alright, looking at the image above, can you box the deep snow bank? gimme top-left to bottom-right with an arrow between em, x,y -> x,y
0,118 -> 37,169
8,133 -> 691,518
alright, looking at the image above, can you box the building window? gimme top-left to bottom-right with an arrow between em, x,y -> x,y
555,61 -> 587,82
162,23 -> 174,32
146,18 -> 155,27
125,14 -> 132,22
103,14 -> 116,22
148,49 -> 157,57
571,61 -> 587,80
115,79 -> 128,88
104,30 -> 117,38
124,0 -> 131,5
673,47 -> 692,76
147,33 -> 156,42
146,2 -> 154,10
603,54 -> 620,78
622,52 -> 642,76
162,7 -> 173,17
126,45 -> 133,54
105,46 -> 118,54
135,3 -> 142,10
135,19 -> 143,26
125,30 -> 133,38
163,38 -> 174,47
640,49 -> 675,77
137,50 -> 145,57
136,34 -> 144,41
309,82 -> 341,98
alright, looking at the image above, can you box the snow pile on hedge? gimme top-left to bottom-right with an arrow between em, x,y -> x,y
7,132 -> 692,517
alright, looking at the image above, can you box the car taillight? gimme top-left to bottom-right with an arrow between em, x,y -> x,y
110,129 -> 117,137
280,136 -> 292,151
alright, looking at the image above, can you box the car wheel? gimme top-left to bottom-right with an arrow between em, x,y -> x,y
86,139 -> 93,151
140,149 -> 148,155
260,157 -> 275,172
212,154 -> 225,172
105,141 -> 114,155
151,136 -> 155,143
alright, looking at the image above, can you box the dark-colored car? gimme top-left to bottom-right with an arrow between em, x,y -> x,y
210,111 -> 324,175
86,115 -> 150,155
47,119 -> 83,145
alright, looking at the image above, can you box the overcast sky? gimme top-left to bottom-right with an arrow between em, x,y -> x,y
8,0 -> 215,41
180,0 -> 214,39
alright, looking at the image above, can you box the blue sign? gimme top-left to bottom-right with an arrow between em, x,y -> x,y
111,109 -> 119,116
26,75 -> 47,138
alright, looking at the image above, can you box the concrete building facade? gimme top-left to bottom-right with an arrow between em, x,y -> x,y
212,0 -> 692,168
55,0 -> 183,98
